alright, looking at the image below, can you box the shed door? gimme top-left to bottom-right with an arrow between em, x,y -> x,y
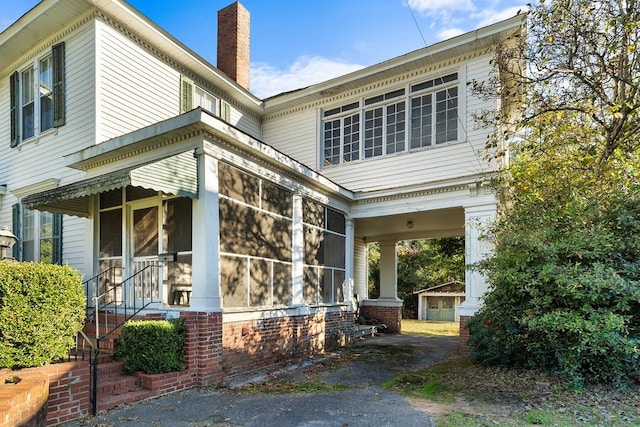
427,296 -> 455,321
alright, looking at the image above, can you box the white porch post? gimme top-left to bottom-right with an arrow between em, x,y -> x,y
459,202 -> 497,317
291,194 -> 304,305
378,240 -> 400,300
190,150 -> 222,310
344,217 -> 354,304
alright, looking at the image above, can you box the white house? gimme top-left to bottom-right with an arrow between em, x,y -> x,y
0,0 -> 523,383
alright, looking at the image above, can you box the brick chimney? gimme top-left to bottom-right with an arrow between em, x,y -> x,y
217,1 -> 250,90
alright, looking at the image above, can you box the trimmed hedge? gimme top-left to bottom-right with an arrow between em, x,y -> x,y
115,318 -> 186,374
0,261 -> 86,369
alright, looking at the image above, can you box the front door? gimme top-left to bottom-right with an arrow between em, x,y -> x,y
128,203 -> 161,307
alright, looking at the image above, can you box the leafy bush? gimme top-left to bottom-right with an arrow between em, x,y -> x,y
0,261 -> 85,369
115,318 -> 186,374
469,159 -> 640,386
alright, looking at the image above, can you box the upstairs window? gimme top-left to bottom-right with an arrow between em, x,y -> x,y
321,72 -> 459,167
180,76 -> 231,120
10,42 -> 65,147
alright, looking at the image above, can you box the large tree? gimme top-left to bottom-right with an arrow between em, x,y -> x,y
469,0 -> 640,386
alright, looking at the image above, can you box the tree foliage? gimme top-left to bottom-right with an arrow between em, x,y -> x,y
469,0 -> 640,386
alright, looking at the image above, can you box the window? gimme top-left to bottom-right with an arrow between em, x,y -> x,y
410,73 -> 458,148
321,72 -> 459,166
180,76 -> 230,120
11,204 -> 62,263
10,42 -> 65,147
322,102 -> 360,166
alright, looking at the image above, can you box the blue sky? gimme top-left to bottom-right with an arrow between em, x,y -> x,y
1,0 -> 527,98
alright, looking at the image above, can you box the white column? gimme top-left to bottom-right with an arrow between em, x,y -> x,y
459,202 -> 497,317
291,194 -> 304,305
344,217 -> 354,305
190,151 -> 222,310
378,240 -> 400,300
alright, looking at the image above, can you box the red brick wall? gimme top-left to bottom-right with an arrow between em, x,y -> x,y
0,371 -> 48,427
459,315 -> 471,354
0,361 -> 91,426
221,311 -> 354,378
360,305 -> 402,334
181,311 -> 223,386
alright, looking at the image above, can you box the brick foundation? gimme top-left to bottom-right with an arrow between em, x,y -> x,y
0,371 -> 49,427
360,303 -> 402,334
221,310 -> 354,379
459,315 -> 471,354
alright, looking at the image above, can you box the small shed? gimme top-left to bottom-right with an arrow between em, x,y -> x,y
414,281 -> 465,321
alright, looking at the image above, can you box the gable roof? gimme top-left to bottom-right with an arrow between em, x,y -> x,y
0,0 -> 262,114
414,280 -> 465,295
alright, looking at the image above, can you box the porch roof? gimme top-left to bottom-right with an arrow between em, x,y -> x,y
22,154 -> 198,217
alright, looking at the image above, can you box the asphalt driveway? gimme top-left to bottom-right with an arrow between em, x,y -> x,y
64,334 -> 459,427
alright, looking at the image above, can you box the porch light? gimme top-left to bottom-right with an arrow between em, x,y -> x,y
0,226 -> 18,260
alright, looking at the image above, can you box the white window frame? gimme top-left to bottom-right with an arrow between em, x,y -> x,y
22,208 -> 54,263
18,52 -> 55,142
320,70 -> 462,168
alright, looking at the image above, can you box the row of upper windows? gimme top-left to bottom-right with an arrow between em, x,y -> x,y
10,43 -> 66,147
321,72 -> 459,167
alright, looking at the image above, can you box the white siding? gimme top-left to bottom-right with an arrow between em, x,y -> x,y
95,20 -> 180,142
0,20 -> 96,274
262,108 -> 317,168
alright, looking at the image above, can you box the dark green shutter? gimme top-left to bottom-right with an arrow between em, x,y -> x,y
52,213 -> 63,265
52,42 -> 65,127
10,72 -> 19,147
12,203 -> 22,260
180,76 -> 193,113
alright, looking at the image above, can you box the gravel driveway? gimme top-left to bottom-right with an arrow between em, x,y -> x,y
64,334 -> 458,427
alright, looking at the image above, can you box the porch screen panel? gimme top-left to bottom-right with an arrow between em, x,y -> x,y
220,255 -> 247,307
99,209 -> 122,257
302,201 -> 346,304
250,259 -> 270,306
218,162 -> 293,308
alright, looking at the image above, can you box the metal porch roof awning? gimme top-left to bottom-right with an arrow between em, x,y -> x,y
23,153 -> 198,217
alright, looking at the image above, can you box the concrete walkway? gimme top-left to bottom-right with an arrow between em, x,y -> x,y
64,334 -> 459,427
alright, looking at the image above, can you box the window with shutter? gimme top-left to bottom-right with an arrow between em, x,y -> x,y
8,42 -> 65,147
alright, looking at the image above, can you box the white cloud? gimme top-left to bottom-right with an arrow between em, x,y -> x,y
251,56 -> 364,99
438,28 -> 466,40
475,5 -> 527,27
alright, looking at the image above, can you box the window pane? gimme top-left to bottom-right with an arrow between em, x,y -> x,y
386,101 -> 405,154
22,67 -> 34,139
435,87 -> 458,144
364,107 -> 383,158
273,262 -> 292,305
133,207 -> 158,257
303,266 -> 319,304
218,162 -> 260,206
342,113 -> 360,163
410,94 -> 432,149
250,259 -> 270,306
323,119 -> 341,165
262,181 -> 293,217
40,56 -> 53,131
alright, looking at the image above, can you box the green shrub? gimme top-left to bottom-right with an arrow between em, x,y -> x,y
0,261 -> 86,369
469,174 -> 640,386
115,318 -> 186,374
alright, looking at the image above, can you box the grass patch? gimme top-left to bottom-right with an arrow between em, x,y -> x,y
383,355 -> 640,426
401,319 -> 459,336
235,379 -> 352,395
